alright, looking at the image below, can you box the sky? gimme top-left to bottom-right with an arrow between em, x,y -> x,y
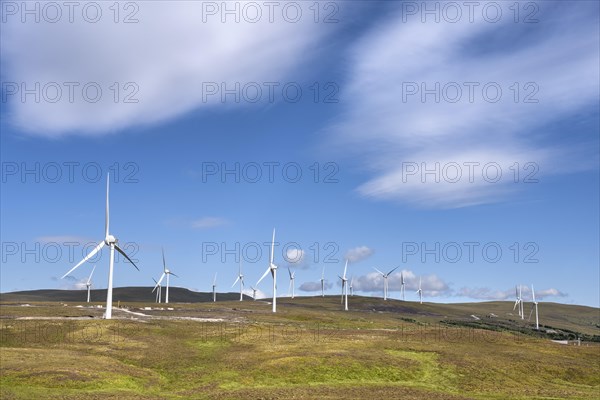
1,1 -> 598,307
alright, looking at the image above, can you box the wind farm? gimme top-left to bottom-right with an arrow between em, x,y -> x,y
2,1 -> 599,399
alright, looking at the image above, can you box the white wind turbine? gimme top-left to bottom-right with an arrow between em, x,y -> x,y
338,259 -> 349,311
416,276 -> 423,304
232,261 -> 244,301
152,277 -> 162,303
513,285 -> 521,317
287,267 -> 296,298
61,174 -> 139,320
85,265 -> 96,303
400,272 -> 406,301
528,285 -> 539,330
373,266 -> 399,300
212,272 -> 218,302
257,229 -> 278,313
349,276 -> 354,296
250,286 -> 257,300
153,248 -> 178,304
320,266 -> 326,297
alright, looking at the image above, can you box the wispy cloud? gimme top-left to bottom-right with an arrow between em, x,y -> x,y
353,269 -> 450,297
1,2 -> 337,136
191,217 -> 229,229
331,3 -> 599,208
299,281 -> 333,292
345,246 -> 374,263
457,286 -> 567,301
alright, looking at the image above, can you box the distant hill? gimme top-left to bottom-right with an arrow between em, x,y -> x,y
0,287 -> 250,303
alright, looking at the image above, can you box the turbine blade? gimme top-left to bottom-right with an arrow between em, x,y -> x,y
62,241 -> 105,279
213,272 -> 218,285
270,228 -> 275,264
232,276 -> 240,288
372,267 -> 384,276
162,247 -> 166,272
343,259 -> 348,279
288,267 -> 292,279
105,173 -> 110,238
170,272 -> 179,278
531,285 -> 536,303
115,244 -> 140,270
87,264 -> 97,284
153,274 -> 165,291
387,266 -> 399,275
257,266 -> 271,286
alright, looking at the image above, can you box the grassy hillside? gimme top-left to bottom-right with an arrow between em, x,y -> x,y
1,294 -> 598,399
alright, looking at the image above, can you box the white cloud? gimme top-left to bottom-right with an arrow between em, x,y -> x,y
191,217 -> 228,229
332,3 -> 599,208
354,269 -> 450,297
284,248 -> 305,264
1,1 -> 336,136
345,246 -> 374,263
299,281 -> 333,292
458,286 -> 567,301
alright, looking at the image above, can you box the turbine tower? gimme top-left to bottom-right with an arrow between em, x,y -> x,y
85,265 -> 96,303
373,266 -> 399,300
257,228 -> 278,313
287,267 -> 296,298
400,272 -> 405,301
530,285 -> 539,330
320,266 -> 325,297
154,248 -> 178,304
338,259 -> 349,311
232,260 -> 244,301
212,272 -> 218,302
61,174 -> 139,320
152,277 -> 162,303
416,276 -> 423,304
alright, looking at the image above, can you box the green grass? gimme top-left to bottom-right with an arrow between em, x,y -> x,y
1,297 -> 598,399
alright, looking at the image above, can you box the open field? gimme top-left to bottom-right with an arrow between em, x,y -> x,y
1,292 -> 599,399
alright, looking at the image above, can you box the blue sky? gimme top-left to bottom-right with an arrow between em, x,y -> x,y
1,1 -> 598,307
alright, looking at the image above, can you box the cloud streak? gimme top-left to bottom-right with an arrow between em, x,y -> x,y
332,3 -> 599,208
1,2 -> 336,136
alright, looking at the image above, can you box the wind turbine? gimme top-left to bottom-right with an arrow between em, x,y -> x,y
320,266 -> 325,297
513,285 -> 522,317
212,272 -> 218,302
338,259 -> 349,311
85,265 -> 96,303
257,228 -> 278,313
61,173 -> 139,320
154,248 -> 178,304
400,272 -> 406,301
232,260 -> 244,301
250,286 -> 257,300
349,276 -> 354,296
287,267 -> 296,298
529,285 -> 539,330
373,266 -> 399,300
152,277 -> 162,303
416,276 -> 423,304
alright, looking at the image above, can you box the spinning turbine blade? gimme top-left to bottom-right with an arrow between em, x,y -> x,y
115,244 -> 139,270
373,267 -> 384,276
270,228 -> 275,265
232,276 -> 240,288
62,241 -> 105,279
87,265 -> 97,285
257,266 -> 271,286
387,266 -> 399,276
105,174 -> 110,239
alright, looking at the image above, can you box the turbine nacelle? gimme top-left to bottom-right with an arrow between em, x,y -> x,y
104,235 -> 117,245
